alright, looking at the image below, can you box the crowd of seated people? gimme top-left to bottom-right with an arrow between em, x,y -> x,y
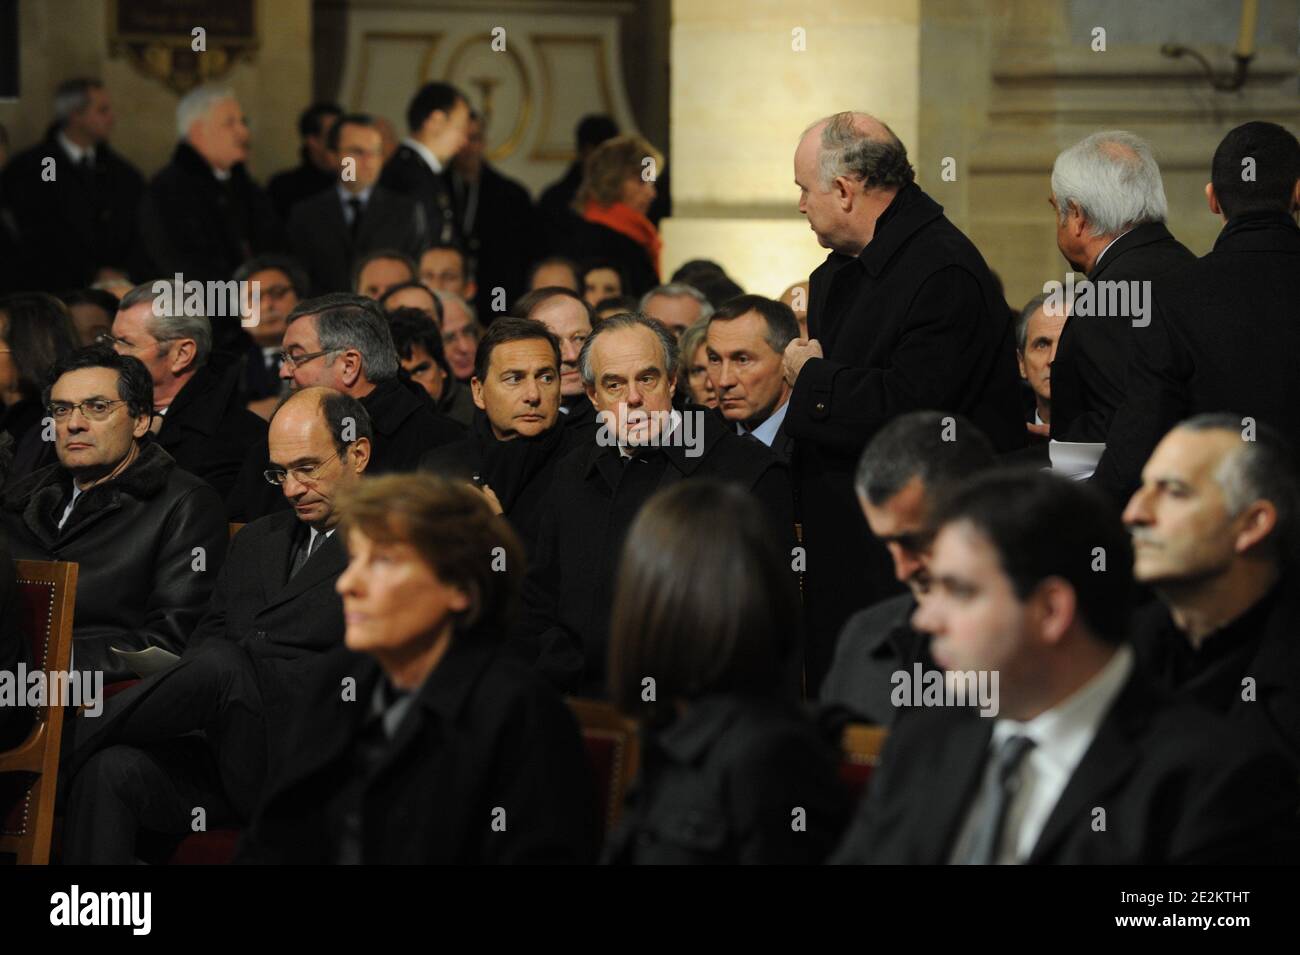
0,71 -> 1298,865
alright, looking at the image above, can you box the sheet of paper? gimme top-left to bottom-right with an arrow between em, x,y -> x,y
110,646 -> 181,678
1049,440 -> 1106,481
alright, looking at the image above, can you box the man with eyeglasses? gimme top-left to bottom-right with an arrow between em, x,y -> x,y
0,346 -> 228,683
104,280 -> 268,500
62,386 -> 373,863
226,292 -> 463,522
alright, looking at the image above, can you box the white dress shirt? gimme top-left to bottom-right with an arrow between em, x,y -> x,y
57,132 -> 94,167
736,397 -> 790,448
57,483 -> 84,530
948,645 -> 1134,864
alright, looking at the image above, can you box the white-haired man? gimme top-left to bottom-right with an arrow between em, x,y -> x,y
138,85 -> 284,291
1047,130 -> 1194,444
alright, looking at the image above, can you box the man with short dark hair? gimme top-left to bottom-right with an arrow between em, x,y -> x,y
419,243 -> 476,300
388,306 -> 474,426
379,82 -> 471,247
521,312 -> 794,695
820,411 -> 995,719
62,386 -> 373,863
1124,415 -> 1300,768
110,280 -> 268,498
706,294 -> 799,462
267,101 -> 343,221
539,114 -> 619,248
1095,122 -> 1300,504
832,470 -> 1300,864
228,292 -> 464,520
1,77 -> 143,291
422,317 -> 573,552
353,249 -> 417,300
233,254 -> 309,411
787,111 -> 1027,689
513,286 -> 596,432
288,113 -> 426,294
0,347 -> 228,681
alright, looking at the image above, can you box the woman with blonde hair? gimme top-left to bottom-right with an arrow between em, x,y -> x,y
564,134 -> 664,297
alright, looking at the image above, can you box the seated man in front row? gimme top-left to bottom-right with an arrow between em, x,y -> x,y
61,387 -> 372,864
832,470 -> 1300,864
0,347 -> 228,683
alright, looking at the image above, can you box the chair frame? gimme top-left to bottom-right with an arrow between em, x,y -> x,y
0,559 -> 78,864
567,698 -> 641,834
841,723 -> 888,769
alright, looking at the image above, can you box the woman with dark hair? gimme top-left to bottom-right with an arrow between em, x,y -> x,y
0,292 -> 80,481
238,474 -> 598,864
561,135 -> 663,297
603,480 -> 850,864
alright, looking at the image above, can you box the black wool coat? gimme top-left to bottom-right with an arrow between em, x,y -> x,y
236,637 -> 599,864
286,185 -> 426,294
791,183 -> 1026,691
1049,221 -> 1195,443
0,441 -> 227,682
520,408 -> 795,697
1093,213 -> 1300,505
376,144 -> 459,247
156,359 -> 269,500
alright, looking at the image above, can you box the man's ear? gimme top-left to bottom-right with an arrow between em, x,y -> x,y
170,338 -> 197,375
833,175 -> 855,211
1235,499 -> 1279,555
1068,202 -> 1089,239
1034,577 -> 1078,646
339,349 -> 364,387
464,279 -> 478,301
132,412 -> 152,440
1205,182 -> 1222,217
470,376 -> 486,411
349,436 -> 372,473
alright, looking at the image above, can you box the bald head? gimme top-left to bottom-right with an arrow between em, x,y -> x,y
268,386 -> 373,529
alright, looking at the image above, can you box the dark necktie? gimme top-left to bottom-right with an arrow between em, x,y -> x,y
289,530 -> 325,580
347,198 -> 364,242
957,734 -> 1036,865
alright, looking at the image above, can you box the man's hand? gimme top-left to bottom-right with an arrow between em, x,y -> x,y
1026,421 -> 1050,438
480,483 -> 504,515
783,338 -> 823,386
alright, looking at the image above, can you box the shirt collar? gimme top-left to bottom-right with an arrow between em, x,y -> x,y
337,183 -> 373,205
57,131 -> 93,165
403,137 -> 444,175
736,396 -> 790,447
1092,229 -> 1132,268
992,644 -> 1134,775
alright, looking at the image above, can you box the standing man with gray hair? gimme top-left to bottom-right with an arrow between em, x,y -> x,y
786,111 -> 1025,691
1047,130 -> 1194,444
107,279 -> 267,499
226,292 -> 463,521
1123,414 -> 1300,769
137,84 -> 284,296
1,77 -> 143,291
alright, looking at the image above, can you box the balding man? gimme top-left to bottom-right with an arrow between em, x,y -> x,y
787,111 -> 1025,689
109,280 -> 268,498
1047,131 -> 1194,444
227,292 -> 464,521
63,387 -> 373,863
1125,415 -> 1300,769
513,286 -> 598,431
138,84 -> 284,287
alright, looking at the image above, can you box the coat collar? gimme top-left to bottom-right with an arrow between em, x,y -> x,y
1088,221 -> 1180,280
255,513 -> 349,613
361,378 -> 421,438
1213,211 -> 1300,254
171,140 -> 251,187
1,439 -> 176,545
829,183 -> 945,280
156,361 -> 240,444
579,403 -> 728,483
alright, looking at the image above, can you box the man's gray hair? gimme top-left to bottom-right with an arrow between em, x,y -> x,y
177,84 -> 236,140
578,311 -> 678,388
432,289 -> 480,327
53,78 -> 102,125
638,283 -> 714,322
1178,413 -> 1300,563
1051,130 -> 1168,237
1015,291 -> 1070,352
807,111 -> 915,191
285,293 -> 399,383
118,280 -> 212,368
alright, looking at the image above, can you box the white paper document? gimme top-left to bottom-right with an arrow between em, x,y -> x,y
1049,440 -> 1106,481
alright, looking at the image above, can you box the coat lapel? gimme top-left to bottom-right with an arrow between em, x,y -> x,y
261,528 -> 347,613
912,715 -> 993,861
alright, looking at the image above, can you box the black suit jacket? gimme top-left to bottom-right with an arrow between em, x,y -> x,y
0,132 -> 144,291
453,162 -> 544,309
267,158 -> 336,222
521,409 -> 795,696
287,185 -> 426,293
1093,213 -> 1300,504
376,143 -> 458,247
1050,222 -> 1195,443
559,218 -> 660,298
818,592 -> 934,726
137,142 -> 284,285
156,360 -> 269,499
791,183 -> 1026,690
237,636 -> 598,864
831,666 -> 1300,864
